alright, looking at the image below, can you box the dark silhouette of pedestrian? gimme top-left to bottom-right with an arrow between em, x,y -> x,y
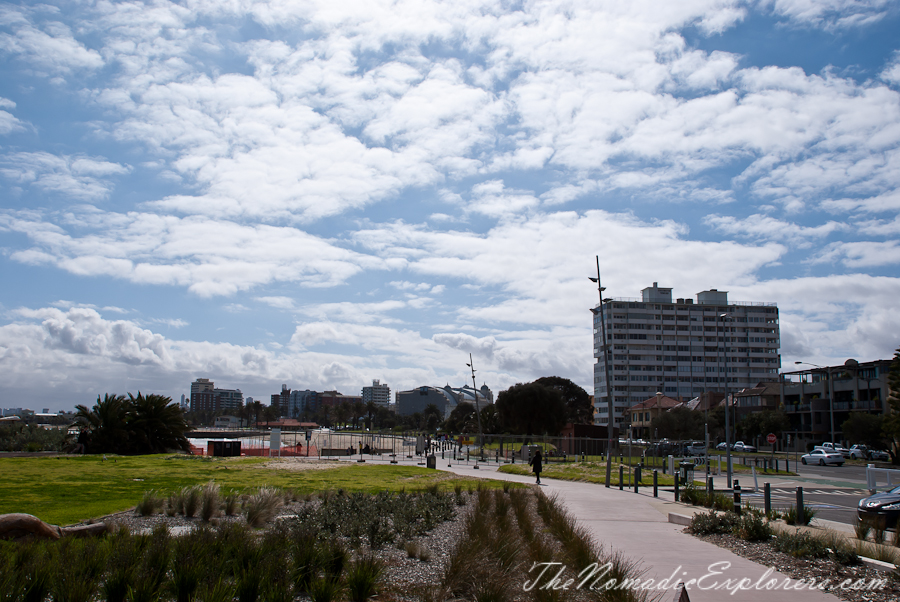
529,449 -> 543,485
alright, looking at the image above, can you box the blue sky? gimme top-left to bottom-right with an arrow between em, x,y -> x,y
1,0 -> 899,412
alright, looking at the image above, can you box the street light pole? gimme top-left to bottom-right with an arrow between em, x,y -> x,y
719,313 -> 733,487
589,255 -> 615,488
467,354 -> 485,461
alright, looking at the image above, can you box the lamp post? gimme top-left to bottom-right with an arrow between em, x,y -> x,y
467,353 -> 485,462
589,256 -> 615,488
719,313 -> 733,486
794,361 -> 835,444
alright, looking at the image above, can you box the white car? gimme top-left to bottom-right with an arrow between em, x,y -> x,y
821,442 -> 851,458
801,449 -> 844,466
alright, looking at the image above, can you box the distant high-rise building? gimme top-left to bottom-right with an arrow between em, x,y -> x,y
190,378 -> 243,412
362,380 -> 391,406
592,283 -> 780,428
271,385 -> 291,417
288,390 -> 319,417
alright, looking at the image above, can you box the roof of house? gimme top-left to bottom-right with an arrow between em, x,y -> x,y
629,395 -> 680,411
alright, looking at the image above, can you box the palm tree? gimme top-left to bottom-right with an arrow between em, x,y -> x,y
126,392 -> 192,454
352,400 -> 366,429
74,393 -> 129,454
365,401 -> 378,429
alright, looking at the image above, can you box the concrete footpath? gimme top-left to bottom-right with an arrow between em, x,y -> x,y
437,462 -> 842,602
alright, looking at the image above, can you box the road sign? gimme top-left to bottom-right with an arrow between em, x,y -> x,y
766,433 -> 776,444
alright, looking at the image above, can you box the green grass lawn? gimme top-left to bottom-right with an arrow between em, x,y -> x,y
0,455 -> 500,526
498,460 -> 680,487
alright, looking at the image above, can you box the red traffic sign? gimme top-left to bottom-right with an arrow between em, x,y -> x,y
766,433 -> 777,444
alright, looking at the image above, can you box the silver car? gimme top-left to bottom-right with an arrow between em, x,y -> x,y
801,449 -> 844,466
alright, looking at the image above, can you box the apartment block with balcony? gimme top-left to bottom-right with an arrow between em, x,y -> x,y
592,283 -> 780,428
781,359 -> 890,446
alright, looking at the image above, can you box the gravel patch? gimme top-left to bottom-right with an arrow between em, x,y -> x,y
691,531 -> 900,602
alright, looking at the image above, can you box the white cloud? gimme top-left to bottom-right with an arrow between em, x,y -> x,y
811,241 -> 900,267
0,208 -> 379,297
703,213 -> 846,245
0,7 -> 103,74
0,152 -> 130,201
764,0 -> 893,30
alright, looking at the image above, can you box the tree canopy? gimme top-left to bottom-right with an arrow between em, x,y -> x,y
534,376 -> 593,424
75,392 -> 191,455
495,382 -> 567,436
650,406 -> 704,441
885,345 -> 900,462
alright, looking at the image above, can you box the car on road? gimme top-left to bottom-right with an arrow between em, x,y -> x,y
801,449 -> 844,466
857,485 -> 900,529
732,441 -> 757,453
868,449 -> 891,462
715,441 -> 730,451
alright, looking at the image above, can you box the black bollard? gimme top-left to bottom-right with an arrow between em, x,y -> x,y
619,465 -> 624,491
733,479 -> 741,515
674,473 -> 680,502
653,470 -> 658,498
796,487 -> 805,525
764,482 -> 771,516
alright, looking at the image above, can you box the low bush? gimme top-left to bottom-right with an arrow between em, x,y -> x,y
783,504 -> 817,526
345,554 -> 384,602
245,487 -> 283,528
135,490 -> 162,516
735,508 -> 772,542
688,509 -> 740,535
772,529 -> 829,558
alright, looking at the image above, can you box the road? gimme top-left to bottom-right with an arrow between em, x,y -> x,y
735,462 -> 879,526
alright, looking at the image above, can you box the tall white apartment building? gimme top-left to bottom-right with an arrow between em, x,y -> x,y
362,379 -> 391,405
592,283 -> 780,427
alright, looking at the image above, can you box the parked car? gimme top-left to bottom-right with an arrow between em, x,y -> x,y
869,449 -> 891,462
685,441 -> 707,457
821,442 -> 851,458
848,444 -> 869,460
801,449 -> 844,466
715,441 -> 730,451
732,441 -> 757,453
857,485 -> 900,529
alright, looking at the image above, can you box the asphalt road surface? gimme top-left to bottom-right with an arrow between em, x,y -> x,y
737,462 -> 885,526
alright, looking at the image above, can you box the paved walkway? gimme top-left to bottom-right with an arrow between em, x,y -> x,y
435,462 -> 842,602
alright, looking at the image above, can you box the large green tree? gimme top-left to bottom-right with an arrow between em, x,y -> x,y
650,407 -> 705,441
496,382 -> 567,436
842,412 -> 886,449
534,376 -> 593,424
75,393 -> 129,454
444,402 -> 477,433
737,410 -> 790,443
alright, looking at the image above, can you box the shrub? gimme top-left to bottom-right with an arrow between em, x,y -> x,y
135,490 -> 162,516
772,530 -> 828,558
854,518 -> 873,541
199,481 -> 220,522
309,577 -> 344,602
224,491 -> 240,516
688,509 -> 739,535
345,554 -> 384,602
679,484 -> 706,506
245,487 -> 283,528
735,509 -> 772,542
182,485 -> 201,518
783,504 -> 817,526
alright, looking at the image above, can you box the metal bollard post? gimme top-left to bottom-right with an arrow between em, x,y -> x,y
796,487 -> 805,525
674,473 -> 680,501
775,459 -> 779,472
634,470 -> 639,494
653,470 -> 658,498
733,479 -> 741,515
619,465 -> 624,491
764,482 -> 771,516
707,476 -> 714,497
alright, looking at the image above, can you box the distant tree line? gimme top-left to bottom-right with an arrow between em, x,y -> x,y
75,392 -> 191,455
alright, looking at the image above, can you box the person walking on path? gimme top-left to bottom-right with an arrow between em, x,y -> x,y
529,448 -> 543,484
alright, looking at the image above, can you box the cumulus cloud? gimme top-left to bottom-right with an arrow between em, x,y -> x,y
703,213 -> 846,245
0,7 -> 103,74
0,208 -> 378,297
0,152 -> 130,201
